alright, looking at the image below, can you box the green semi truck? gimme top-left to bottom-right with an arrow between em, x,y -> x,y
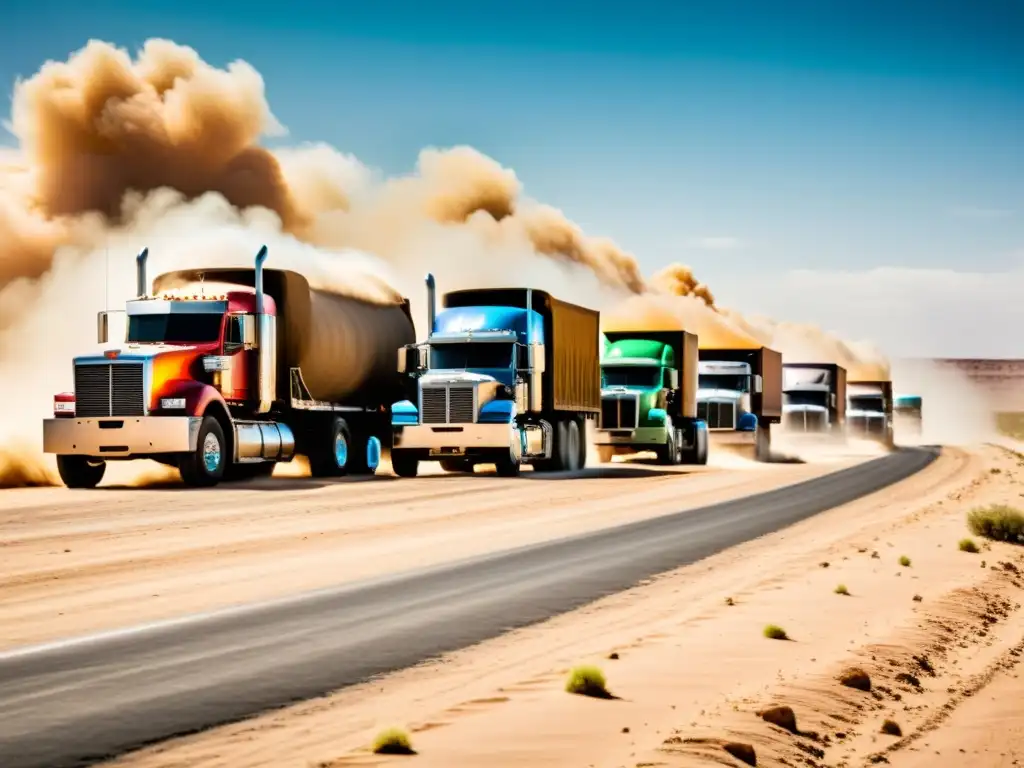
594,330 -> 708,465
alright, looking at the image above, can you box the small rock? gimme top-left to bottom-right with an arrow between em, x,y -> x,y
723,741 -> 757,766
758,705 -> 798,733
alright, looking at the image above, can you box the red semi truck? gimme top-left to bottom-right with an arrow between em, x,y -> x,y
43,246 -> 416,488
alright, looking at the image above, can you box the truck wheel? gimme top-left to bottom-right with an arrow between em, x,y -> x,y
596,445 -> 614,463
348,433 -> 381,476
391,450 -> 418,478
656,429 -> 680,465
309,417 -> 351,478
494,454 -> 521,477
179,415 -> 227,487
697,430 -> 709,465
559,418 -> 583,472
56,456 -> 106,489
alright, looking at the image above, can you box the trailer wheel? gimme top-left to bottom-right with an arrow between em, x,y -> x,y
391,450 -> 418,478
56,456 -> 106,489
494,454 -> 521,477
559,418 -> 583,472
696,429 -> 709,465
309,417 -> 351,478
348,433 -> 381,476
178,415 -> 227,487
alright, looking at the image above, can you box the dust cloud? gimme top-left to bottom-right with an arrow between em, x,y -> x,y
0,38 -> 890,486
890,358 -> 996,446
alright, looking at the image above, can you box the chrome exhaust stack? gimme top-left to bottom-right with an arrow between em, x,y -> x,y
425,273 -> 436,333
136,247 -> 149,298
253,245 -> 275,413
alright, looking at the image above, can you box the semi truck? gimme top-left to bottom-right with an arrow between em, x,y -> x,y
390,275 -> 601,477
893,394 -> 923,437
846,379 -> 895,447
696,347 -> 783,461
594,330 -> 708,465
43,246 -> 417,488
781,362 -> 847,436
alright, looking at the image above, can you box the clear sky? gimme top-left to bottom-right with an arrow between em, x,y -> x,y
2,0 -> 1023,356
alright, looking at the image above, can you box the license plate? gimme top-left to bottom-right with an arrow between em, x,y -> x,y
430,447 -> 464,456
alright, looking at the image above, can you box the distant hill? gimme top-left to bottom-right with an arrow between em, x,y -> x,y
923,358 -> 1024,412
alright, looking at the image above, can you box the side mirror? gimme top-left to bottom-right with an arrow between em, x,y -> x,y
97,311 -> 110,344
753,374 -> 763,394
666,369 -> 679,389
398,345 -> 420,374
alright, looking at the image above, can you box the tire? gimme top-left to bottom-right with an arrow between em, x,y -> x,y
308,417 -> 351,478
440,459 -> 472,473
391,450 -> 419,478
348,432 -> 382,476
56,456 -> 106,489
576,417 -> 588,469
178,415 -> 227,488
560,418 -> 583,472
224,463 -> 275,482
655,429 -> 680,465
494,454 -> 521,477
697,429 -> 709,465
596,445 -> 615,463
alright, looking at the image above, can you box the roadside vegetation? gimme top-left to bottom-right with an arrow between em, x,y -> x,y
565,665 -> 613,698
763,624 -> 788,640
967,504 -> 1024,544
372,727 -> 415,755
996,412 -> 1024,441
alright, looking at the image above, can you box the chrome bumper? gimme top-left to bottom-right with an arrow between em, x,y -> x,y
594,427 -> 666,445
393,423 -> 514,451
43,417 -> 202,457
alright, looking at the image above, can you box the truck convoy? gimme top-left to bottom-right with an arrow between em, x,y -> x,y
43,246 -> 417,488
846,379 -> 895,447
893,394 -> 923,437
696,347 -> 783,461
781,362 -> 847,436
390,275 -> 601,477
594,330 -> 708,465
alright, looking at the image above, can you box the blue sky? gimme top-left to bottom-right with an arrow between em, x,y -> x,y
2,0 -> 1023,355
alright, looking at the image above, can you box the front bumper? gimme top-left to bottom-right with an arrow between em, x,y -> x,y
392,423 -> 515,453
43,417 -> 202,458
594,427 -> 666,447
708,429 -> 756,447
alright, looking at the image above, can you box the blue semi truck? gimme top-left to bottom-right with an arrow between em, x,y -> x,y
390,275 -> 601,477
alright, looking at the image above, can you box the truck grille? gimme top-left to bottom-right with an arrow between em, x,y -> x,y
74,363 -> 146,417
421,385 -> 476,424
600,395 -> 639,429
698,401 -> 736,429
784,410 -> 825,432
848,415 -> 884,435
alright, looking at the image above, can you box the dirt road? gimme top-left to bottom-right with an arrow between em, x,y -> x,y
87,443 -> 1024,768
0,444 -> 878,651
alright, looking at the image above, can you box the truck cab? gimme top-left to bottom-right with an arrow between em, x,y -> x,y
846,380 -> 895,447
595,333 -> 707,465
893,394 -> 923,437
391,276 -> 600,478
781,363 -> 846,437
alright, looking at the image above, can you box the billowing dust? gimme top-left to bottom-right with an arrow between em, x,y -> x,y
0,38 -> 889,487
890,358 -> 997,446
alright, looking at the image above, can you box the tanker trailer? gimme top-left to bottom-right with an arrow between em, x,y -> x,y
43,245 -> 416,488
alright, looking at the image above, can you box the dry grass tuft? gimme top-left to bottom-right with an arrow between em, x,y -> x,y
763,624 -> 788,640
838,667 -> 872,692
967,504 -> 1024,544
372,727 -> 416,755
880,719 -> 903,737
959,538 -> 979,553
565,665 -> 612,698
834,584 -> 850,596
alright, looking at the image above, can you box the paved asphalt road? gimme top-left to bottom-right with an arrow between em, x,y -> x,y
0,446 -> 939,768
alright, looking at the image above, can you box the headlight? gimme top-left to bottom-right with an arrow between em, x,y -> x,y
161,397 -> 186,410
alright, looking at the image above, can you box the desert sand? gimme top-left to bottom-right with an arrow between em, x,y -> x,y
0,440 -> 873,651
94,442 -> 1024,768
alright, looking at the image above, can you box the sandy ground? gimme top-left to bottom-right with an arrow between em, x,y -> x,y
0,437 -> 881,651
98,442 -> 1024,768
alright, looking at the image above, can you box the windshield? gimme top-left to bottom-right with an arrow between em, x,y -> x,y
602,365 -> 660,387
849,395 -> 883,412
784,391 -> 828,408
699,374 -> 749,392
431,342 -> 513,370
127,313 -> 223,343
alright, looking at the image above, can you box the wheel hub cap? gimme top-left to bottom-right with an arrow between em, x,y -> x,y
334,432 -> 348,467
203,433 -> 221,473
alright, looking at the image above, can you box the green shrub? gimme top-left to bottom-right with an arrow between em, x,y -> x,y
959,538 -> 979,553
899,555 -> 911,567
565,665 -> 611,698
763,624 -> 788,640
967,504 -> 1024,544
372,727 -> 415,755
834,584 -> 850,595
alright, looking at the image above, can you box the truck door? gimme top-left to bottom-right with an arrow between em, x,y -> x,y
222,313 -> 254,401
